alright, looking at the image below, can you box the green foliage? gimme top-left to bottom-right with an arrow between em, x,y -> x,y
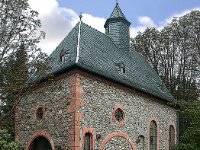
132,10 -> 200,102
175,101 -> 200,150
132,10 -> 200,148
0,0 -> 49,138
0,129 -> 19,150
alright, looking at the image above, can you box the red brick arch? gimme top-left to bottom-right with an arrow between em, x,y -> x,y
100,131 -> 136,150
25,130 -> 55,150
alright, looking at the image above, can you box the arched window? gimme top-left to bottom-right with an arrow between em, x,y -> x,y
115,108 -> 124,122
84,132 -> 92,150
150,121 -> 157,150
36,107 -> 44,120
30,136 -> 52,150
169,125 -> 175,150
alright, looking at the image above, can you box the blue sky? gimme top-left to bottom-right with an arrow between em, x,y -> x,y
58,0 -> 200,26
28,0 -> 200,54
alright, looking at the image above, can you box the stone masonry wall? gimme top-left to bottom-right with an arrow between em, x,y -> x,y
79,74 -> 177,150
16,70 -> 177,150
17,75 -> 72,149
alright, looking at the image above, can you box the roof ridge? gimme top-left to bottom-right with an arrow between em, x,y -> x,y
75,21 -> 82,63
48,22 -> 80,58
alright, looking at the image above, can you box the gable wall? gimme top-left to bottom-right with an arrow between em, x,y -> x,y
16,74 -> 74,149
79,72 -> 177,150
16,70 -> 177,150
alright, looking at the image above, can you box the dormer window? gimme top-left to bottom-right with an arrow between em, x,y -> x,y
119,63 -> 125,74
60,50 -> 69,62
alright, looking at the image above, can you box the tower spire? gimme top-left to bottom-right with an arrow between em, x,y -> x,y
104,2 -> 131,52
79,12 -> 83,21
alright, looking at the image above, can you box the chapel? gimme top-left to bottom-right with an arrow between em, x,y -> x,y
15,2 -> 178,150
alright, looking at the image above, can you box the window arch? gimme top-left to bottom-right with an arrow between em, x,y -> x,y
112,104 -> 125,126
149,121 -> 157,150
169,125 -> 175,150
84,132 -> 93,150
35,106 -> 45,120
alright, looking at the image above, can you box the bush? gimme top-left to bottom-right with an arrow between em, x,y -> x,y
0,129 -> 19,150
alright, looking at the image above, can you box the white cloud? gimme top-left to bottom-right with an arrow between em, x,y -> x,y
130,16 -> 156,38
81,14 -> 106,33
29,0 -> 58,16
130,8 -> 200,38
28,0 -> 106,54
138,16 -> 157,27
161,8 -> 200,27
130,27 -> 146,38
29,0 -> 78,54
28,0 -> 200,53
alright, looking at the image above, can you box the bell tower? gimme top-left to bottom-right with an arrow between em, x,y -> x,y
104,2 -> 131,52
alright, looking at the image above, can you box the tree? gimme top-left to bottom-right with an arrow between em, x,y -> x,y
175,101 -> 200,150
0,129 -> 19,150
0,45 -> 28,138
0,0 -> 48,138
0,0 -> 45,64
132,10 -> 200,146
131,10 -> 200,102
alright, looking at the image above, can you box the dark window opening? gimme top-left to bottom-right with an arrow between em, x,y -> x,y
150,121 -> 157,150
36,107 -> 44,120
84,132 -> 93,150
31,136 -> 52,150
60,50 -> 69,62
169,125 -> 175,150
119,63 -> 125,74
115,108 -> 124,122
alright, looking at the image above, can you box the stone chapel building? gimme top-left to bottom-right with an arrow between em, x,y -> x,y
15,2 -> 178,150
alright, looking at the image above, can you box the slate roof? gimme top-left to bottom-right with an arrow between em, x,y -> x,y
104,3 -> 131,28
47,21 -> 174,102
110,2 -> 126,19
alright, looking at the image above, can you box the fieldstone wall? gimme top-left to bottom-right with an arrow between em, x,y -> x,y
16,71 -> 177,150
104,137 -> 132,150
16,76 -> 72,149
80,75 -> 177,150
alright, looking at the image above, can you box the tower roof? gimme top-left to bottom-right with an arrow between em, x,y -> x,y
110,2 -> 126,19
104,2 -> 131,28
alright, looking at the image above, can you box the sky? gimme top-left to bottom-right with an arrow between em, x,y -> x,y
28,0 -> 200,54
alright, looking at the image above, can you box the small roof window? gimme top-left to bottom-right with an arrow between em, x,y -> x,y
118,63 -> 125,74
60,49 -> 69,62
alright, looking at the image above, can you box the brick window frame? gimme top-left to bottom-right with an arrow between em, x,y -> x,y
82,128 -> 95,150
112,103 -> 125,126
168,124 -> 176,150
25,130 -> 55,150
148,118 -> 159,150
34,105 -> 46,120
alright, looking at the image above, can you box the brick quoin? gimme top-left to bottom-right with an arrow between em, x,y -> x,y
66,73 -> 84,150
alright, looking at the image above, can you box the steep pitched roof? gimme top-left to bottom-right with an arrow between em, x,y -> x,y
47,21 -> 174,102
104,3 -> 131,28
110,3 -> 126,19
